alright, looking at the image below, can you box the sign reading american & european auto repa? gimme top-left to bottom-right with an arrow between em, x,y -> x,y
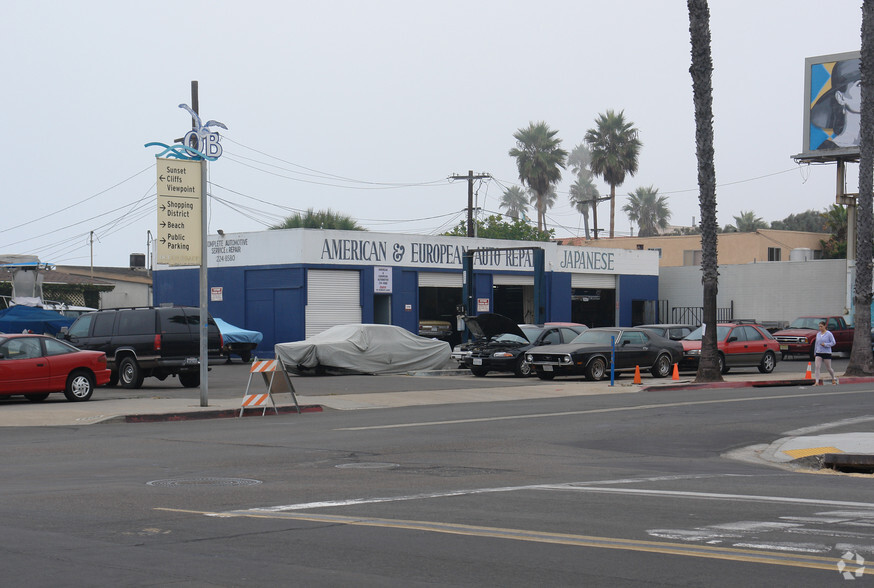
156,157 -> 202,265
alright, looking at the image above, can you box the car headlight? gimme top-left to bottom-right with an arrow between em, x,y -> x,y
687,349 -> 700,356
492,352 -> 514,358
525,354 -> 534,362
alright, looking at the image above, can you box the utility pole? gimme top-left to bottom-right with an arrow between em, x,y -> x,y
450,170 -> 491,237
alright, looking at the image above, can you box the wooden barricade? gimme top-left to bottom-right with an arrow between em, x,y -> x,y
239,358 -> 300,417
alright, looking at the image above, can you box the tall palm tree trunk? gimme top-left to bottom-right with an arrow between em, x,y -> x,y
688,0 -> 722,382
847,0 -> 874,375
609,184 -> 616,238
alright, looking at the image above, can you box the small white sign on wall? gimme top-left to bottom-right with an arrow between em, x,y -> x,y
211,286 -> 223,302
477,298 -> 490,312
374,266 -> 392,293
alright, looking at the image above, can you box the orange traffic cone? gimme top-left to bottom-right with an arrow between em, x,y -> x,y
633,365 -> 642,384
804,362 -> 812,379
672,363 -> 680,380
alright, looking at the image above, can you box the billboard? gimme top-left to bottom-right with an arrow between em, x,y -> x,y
799,50 -> 861,160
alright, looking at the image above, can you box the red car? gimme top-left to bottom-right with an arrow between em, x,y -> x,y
680,322 -> 780,374
0,334 -> 110,402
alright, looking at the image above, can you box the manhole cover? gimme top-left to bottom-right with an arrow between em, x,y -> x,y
147,477 -> 262,487
335,462 -> 399,470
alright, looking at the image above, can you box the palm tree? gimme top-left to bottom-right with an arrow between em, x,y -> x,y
731,210 -> 768,232
688,0 -> 721,382
499,186 -> 530,220
623,186 -> 671,237
509,122 -> 568,232
585,110 -> 642,238
569,176 -> 600,239
847,0 -> 874,376
270,208 -> 364,230
529,187 -> 557,227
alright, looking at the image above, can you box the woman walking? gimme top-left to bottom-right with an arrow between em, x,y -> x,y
814,320 -> 838,385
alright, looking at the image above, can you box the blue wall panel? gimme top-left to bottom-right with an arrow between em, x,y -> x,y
618,274 -> 659,326
394,269 -> 418,333
548,272 -> 572,322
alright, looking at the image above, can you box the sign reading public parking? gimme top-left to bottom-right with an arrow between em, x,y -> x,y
156,157 -> 202,266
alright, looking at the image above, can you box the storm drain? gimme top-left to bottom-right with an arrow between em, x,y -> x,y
335,463 -> 399,470
147,477 -> 262,487
822,454 -> 874,474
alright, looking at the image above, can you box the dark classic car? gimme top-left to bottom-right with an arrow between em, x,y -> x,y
525,327 -> 684,381
461,313 -> 586,377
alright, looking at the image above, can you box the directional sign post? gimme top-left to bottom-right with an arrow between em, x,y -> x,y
156,158 -> 202,266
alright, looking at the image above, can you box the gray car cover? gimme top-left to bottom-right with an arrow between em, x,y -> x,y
275,324 -> 451,375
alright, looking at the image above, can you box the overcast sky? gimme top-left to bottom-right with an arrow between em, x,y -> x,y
0,1 -> 864,267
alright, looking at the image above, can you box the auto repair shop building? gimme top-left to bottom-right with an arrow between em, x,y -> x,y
152,228 -> 659,357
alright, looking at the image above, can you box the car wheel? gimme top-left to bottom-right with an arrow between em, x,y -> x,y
25,393 -> 50,402
717,353 -> 729,374
64,370 -> 94,402
758,351 -> 777,373
536,370 -> 555,380
240,350 -> 252,362
513,357 -> 532,377
119,357 -> 144,389
470,366 -> 489,377
179,372 -> 200,388
586,357 -> 607,381
650,354 -> 672,378
107,371 -> 119,387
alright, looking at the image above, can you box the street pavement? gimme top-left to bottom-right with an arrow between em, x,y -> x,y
2,360 -> 874,472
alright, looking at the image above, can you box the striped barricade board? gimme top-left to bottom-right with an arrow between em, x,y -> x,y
239,358 -> 300,416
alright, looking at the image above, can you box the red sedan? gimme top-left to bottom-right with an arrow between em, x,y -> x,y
0,334 -> 110,402
680,322 -> 780,374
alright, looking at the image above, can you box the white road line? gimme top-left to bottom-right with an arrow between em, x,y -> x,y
335,389 -> 872,430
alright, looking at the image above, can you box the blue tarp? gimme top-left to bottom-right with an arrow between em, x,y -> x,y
214,318 -> 263,344
0,305 -> 75,335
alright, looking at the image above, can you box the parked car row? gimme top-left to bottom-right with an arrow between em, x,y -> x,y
454,315 -> 784,381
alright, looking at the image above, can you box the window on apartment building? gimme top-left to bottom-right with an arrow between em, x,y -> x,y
768,247 -> 781,261
683,250 -> 702,266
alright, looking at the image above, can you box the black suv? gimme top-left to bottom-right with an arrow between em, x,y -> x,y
63,306 -> 223,389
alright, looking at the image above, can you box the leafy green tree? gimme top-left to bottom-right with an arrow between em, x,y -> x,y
270,208 -> 364,230
499,186 -> 530,220
847,0 -> 874,375
585,110 -> 642,238
729,210 -> 767,232
820,204 -> 848,259
769,209 -> 827,232
622,186 -> 671,237
688,0 -> 721,383
508,122 -> 568,232
443,214 -> 553,241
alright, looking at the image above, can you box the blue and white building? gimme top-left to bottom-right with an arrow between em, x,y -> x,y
153,228 -> 660,358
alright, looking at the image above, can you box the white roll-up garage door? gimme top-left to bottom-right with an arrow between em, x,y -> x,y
571,274 -> 616,289
305,269 -> 362,338
418,272 -> 462,287
492,274 -> 534,286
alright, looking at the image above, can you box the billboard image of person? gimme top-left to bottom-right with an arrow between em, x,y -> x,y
802,51 -> 861,158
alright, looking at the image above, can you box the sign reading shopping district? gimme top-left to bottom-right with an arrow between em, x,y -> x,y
156,157 -> 201,266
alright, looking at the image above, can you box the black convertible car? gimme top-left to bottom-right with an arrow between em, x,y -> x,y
525,327 -> 684,381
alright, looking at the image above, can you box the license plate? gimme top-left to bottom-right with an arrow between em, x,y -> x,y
472,358 -> 482,365
779,344 -> 788,351
184,357 -> 199,366
543,365 -> 553,372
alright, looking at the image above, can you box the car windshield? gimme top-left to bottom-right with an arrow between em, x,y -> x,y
788,317 -> 826,329
684,325 -> 732,341
570,329 -> 620,345
518,326 -> 541,342
492,332 -> 529,344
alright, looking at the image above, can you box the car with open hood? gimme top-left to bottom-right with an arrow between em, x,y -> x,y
525,327 -> 684,381
461,313 -> 586,377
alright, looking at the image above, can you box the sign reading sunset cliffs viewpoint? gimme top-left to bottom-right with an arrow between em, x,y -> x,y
156,157 -> 202,266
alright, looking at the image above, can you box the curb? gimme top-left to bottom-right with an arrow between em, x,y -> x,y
643,375 -> 874,393
111,404 -> 324,424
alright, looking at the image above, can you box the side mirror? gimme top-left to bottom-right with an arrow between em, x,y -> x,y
728,336 -> 738,343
